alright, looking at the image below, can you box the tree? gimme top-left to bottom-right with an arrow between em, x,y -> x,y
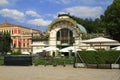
70,16 -> 103,33
0,32 -> 12,55
101,0 -> 120,41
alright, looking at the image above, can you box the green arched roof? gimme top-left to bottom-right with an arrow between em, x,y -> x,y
77,24 -> 87,33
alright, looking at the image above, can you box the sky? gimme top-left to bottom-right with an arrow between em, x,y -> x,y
0,0 -> 113,31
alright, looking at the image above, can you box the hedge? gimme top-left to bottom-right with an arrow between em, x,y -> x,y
33,57 -> 74,65
0,51 -> 120,65
77,51 -> 120,64
0,56 -> 4,65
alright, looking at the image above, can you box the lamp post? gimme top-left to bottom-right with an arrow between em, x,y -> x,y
73,36 -> 78,68
73,34 -> 82,68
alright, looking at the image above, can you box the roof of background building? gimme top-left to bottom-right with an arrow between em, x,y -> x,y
0,21 -> 39,31
0,21 -> 17,27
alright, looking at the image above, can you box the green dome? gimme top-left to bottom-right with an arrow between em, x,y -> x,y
77,24 -> 87,33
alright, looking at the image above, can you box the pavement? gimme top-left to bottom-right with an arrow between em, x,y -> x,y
0,65 -> 120,80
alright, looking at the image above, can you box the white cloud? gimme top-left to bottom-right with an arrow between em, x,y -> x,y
63,6 -> 103,19
0,0 -> 19,6
45,13 -> 57,19
0,0 -> 9,6
27,18 -> 52,27
55,0 -> 71,4
26,10 -> 40,17
0,8 -> 25,21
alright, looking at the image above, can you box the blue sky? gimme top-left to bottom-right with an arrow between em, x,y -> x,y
0,0 -> 113,31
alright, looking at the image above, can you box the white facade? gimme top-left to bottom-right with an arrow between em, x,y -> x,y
47,14 -> 87,49
31,14 -> 87,54
30,42 -> 47,54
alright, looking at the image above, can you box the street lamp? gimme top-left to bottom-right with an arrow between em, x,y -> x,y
73,36 -> 78,68
73,34 -> 83,68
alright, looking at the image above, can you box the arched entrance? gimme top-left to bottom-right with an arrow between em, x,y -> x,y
56,28 -> 74,49
48,14 -> 87,49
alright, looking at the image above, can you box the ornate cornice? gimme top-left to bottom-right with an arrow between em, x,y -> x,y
47,18 -> 77,31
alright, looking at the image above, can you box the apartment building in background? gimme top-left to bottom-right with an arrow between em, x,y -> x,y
0,21 -> 40,53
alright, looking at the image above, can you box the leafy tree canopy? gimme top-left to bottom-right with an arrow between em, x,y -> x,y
0,32 -> 12,55
101,0 -> 120,42
70,16 -> 104,34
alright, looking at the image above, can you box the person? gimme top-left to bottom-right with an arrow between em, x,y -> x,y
53,51 -> 55,57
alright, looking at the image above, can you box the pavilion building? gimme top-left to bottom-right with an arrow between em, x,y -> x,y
47,13 -> 87,49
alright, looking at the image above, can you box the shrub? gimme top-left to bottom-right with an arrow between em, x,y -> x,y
0,56 -> 4,65
33,57 -> 74,65
78,51 -> 120,64
11,50 -> 22,55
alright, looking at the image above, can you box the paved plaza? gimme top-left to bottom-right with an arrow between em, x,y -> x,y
0,65 -> 119,80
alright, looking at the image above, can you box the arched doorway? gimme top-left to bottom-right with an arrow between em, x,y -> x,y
56,28 -> 74,49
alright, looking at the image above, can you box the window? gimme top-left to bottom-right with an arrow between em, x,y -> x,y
23,43 -> 25,47
57,28 -> 73,45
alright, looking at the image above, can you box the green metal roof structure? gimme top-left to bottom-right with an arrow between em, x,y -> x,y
77,24 -> 87,33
